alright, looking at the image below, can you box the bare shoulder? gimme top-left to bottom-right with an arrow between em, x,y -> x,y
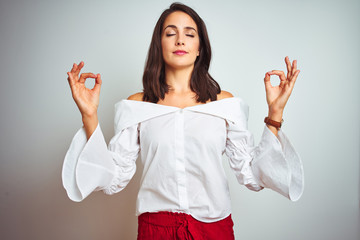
217,90 -> 234,100
127,92 -> 144,101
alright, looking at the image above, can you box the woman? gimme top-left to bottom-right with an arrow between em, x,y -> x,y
63,3 -> 304,239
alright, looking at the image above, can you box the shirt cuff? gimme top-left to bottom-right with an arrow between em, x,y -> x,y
62,123 -> 115,202
251,126 -> 304,201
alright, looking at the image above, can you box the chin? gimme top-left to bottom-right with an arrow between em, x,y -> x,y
164,59 -> 197,70
166,63 -> 195,71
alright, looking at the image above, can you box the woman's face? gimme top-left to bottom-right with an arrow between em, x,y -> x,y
161,11 -> 200,71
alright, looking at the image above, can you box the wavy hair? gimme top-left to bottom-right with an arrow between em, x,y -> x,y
142,2 -> 221,103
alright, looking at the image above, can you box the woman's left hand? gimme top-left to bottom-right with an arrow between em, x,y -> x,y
264,56 -> 300,120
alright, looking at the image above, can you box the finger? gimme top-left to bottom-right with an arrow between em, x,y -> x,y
93,74 -> 102,92
285,56 -> 291,79
268,70 -> 287,82
79,72 -> 97,84
95,74 -> 102,85
291,60 -> 297,76
264,72 -> 272,91
289,70 -> 300,88
268,70 -> 287,89
74,61 -> 84,76
70,63 -> 77,73
264,72 -> 271,81
67,72 -> 76,88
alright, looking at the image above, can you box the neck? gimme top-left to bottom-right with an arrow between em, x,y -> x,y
165,65 -> 194,94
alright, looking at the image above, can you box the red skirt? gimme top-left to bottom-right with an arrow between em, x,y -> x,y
137,211 -> 235,240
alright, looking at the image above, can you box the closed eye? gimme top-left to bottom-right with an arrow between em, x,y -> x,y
186,34 -> 194,38
166,33 -> 176,37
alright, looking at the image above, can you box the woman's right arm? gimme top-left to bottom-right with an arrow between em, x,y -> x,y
63,65 -> 141,201
67,61 -> 102,140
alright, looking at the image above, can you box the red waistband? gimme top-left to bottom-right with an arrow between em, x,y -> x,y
137,212 -> 234,240
138,211 -> 232,226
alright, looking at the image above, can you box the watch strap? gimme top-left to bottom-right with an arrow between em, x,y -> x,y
264,117 -> 283,129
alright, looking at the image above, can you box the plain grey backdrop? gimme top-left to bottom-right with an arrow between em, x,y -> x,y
0,0 -> 359,239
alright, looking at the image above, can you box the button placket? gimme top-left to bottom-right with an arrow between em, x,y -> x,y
174,109 -> 189,211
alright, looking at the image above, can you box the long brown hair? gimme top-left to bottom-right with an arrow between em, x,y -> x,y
142,2 -> 221,103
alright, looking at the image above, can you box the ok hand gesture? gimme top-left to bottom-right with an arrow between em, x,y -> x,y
67,61 -> 102,118
264,56 -> 300,118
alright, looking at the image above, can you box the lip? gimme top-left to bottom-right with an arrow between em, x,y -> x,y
173,50 -> 188,56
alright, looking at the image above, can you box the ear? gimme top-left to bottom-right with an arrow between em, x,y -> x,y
197,50 -> 200,56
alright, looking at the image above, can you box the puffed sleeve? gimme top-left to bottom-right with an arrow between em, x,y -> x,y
62,122 -> 140,202
225,120 -> 304,201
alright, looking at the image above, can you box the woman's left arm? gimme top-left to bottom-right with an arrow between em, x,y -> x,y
264,56 -> 300,135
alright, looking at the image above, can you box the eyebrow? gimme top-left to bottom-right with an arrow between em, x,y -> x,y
164,25 -> 197,32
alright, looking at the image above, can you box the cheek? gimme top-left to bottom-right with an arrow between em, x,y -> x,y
161,38 -> 172,51
192,40 -> 200,54
192,38 -> 200,50
161,43 -> 168,61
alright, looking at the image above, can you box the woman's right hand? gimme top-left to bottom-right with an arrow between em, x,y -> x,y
67,61 -> 102,118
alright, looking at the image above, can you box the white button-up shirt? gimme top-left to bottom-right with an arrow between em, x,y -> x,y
62,97 -> 304,222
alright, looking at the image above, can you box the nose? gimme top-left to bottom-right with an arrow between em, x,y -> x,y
176,36 -> 185,46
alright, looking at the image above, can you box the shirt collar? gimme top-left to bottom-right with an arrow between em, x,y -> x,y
114,97 -> 248,133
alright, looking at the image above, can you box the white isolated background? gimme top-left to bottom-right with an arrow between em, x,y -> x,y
0,0 -> 359,239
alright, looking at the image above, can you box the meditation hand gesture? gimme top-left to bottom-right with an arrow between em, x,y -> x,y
67,61 -> 102,118
264,56 -> 300,121
67,61 -> 101,139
